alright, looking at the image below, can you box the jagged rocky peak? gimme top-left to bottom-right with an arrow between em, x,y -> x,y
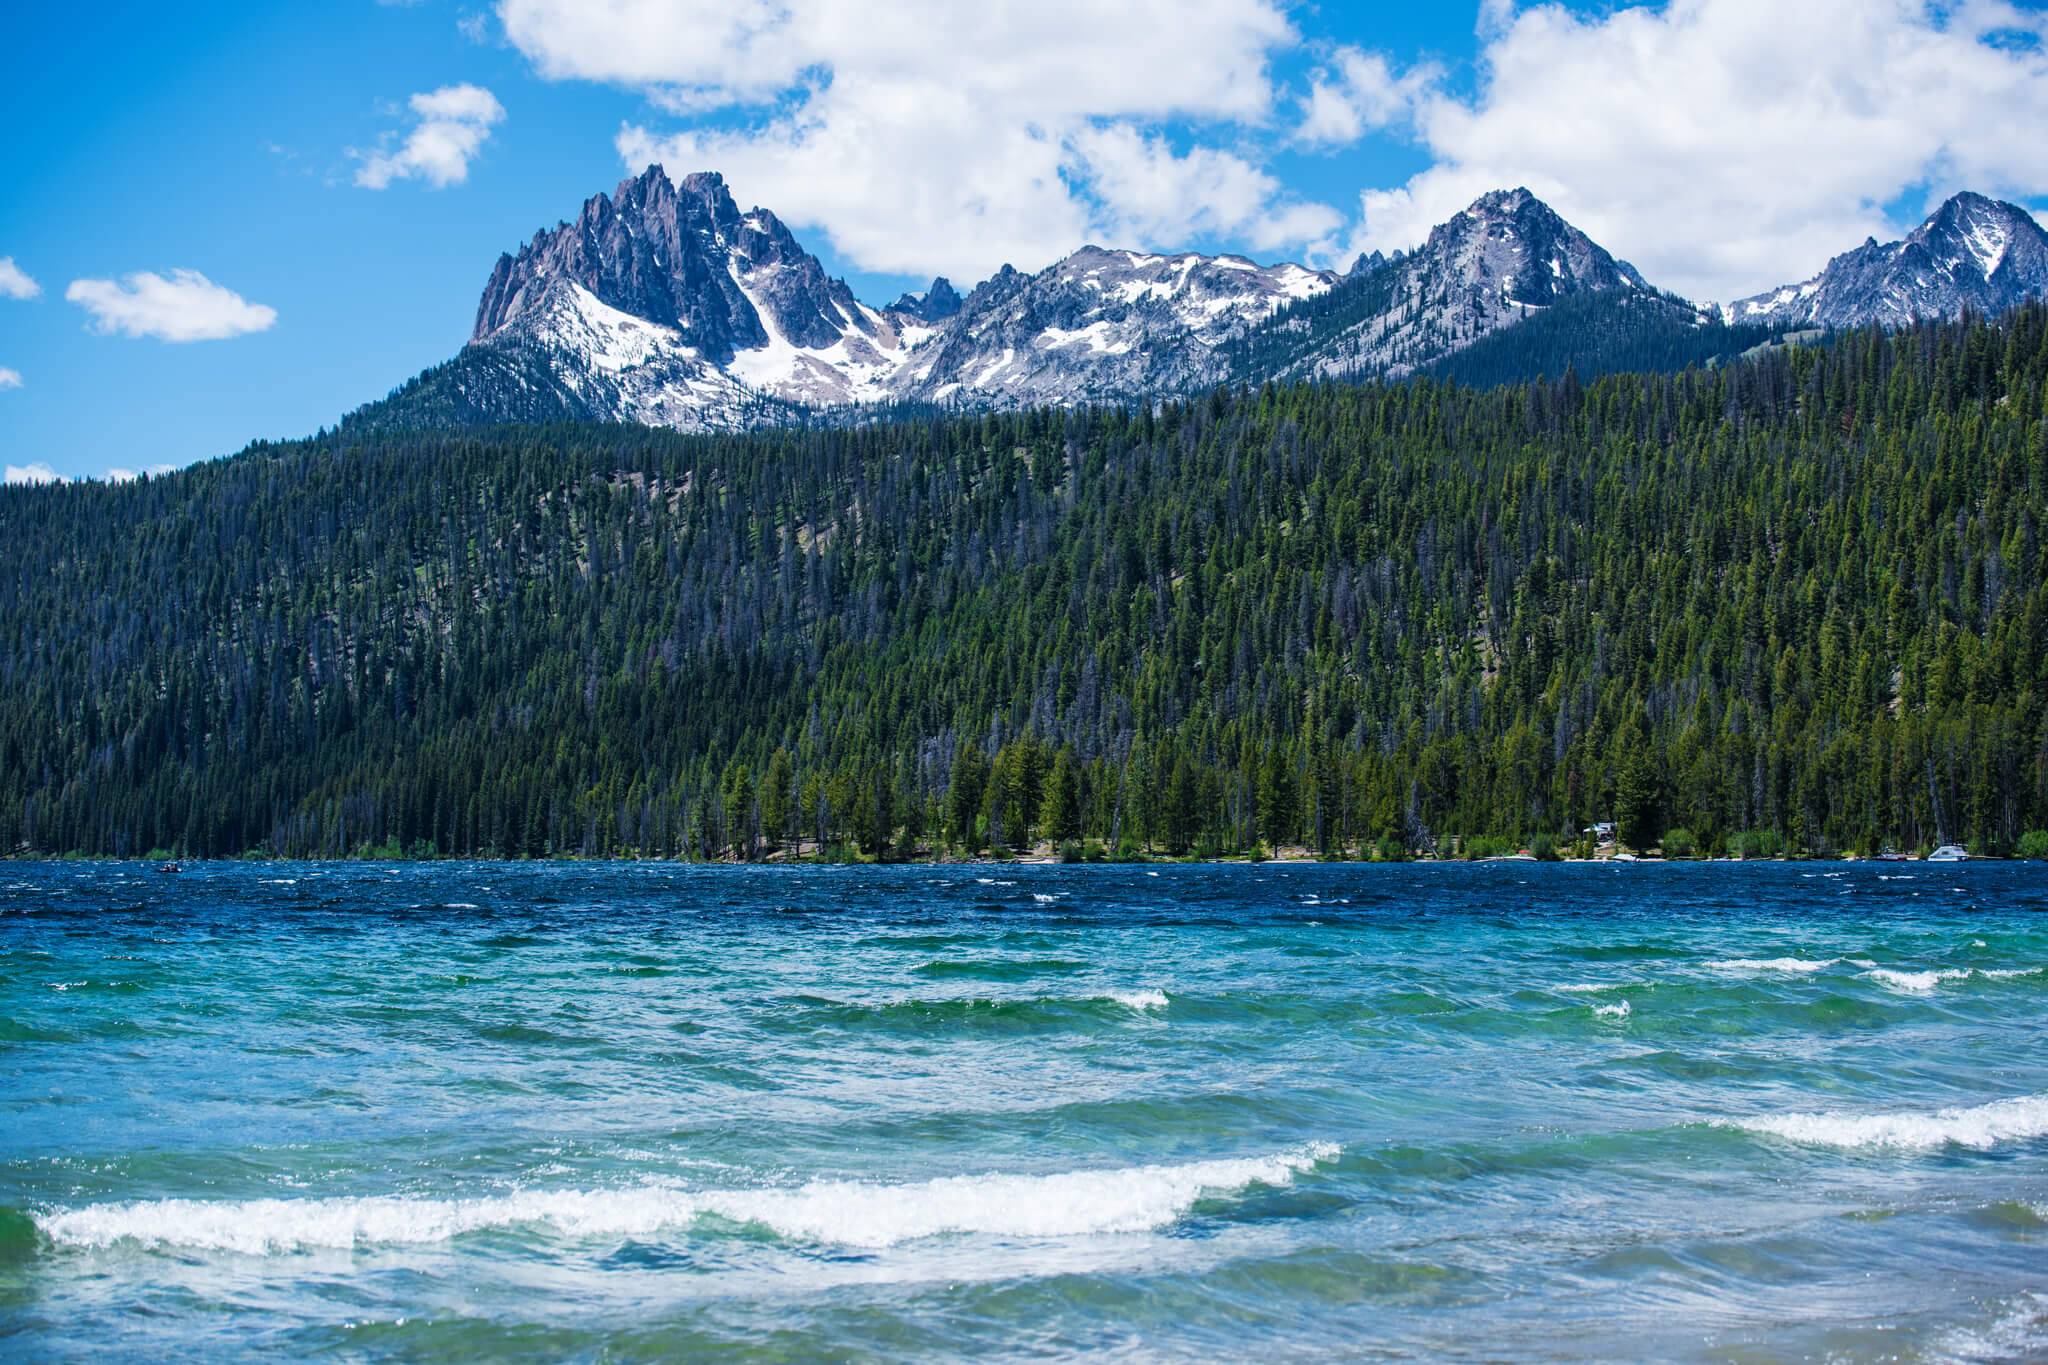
889,277 -> 963,322
1424,187 -> 1650,303
1909,192 -> 2046,282
471,164 -> 875,363
1259,187 -> 1653,384
1727,191 -> 2048,328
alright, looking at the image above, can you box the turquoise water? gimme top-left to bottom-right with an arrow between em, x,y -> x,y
2,862 -> 2045,1361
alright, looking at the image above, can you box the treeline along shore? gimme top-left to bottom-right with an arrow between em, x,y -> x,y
4,308 -> 2048,860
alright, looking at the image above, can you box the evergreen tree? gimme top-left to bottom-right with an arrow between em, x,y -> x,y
1042,746 -> 1082,844
761,748 -> 795,851
1616,754 -> 1666,853
948,746 -> 989,852
1258,746 -> 1298,848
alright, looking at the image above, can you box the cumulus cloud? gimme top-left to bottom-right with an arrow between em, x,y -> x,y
1297,48 -> 1439,147
1349,0 -> 2048,304
66,269 -> 278,342
0,367 -> 20,390
501,0 -> 1338,277
5,463 -> 64,486
1071,126 -> 1343,253
0,257 -> 39,300
355,83 -> 505,189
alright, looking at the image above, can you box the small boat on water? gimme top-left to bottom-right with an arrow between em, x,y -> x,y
1927,845 -> 1968,862
158,860 -> 183,874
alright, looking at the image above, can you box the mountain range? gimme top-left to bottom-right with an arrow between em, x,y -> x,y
343,169 -> 2048,434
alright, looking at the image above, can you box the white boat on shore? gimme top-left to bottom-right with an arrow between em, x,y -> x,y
1927,845 -> 1968,862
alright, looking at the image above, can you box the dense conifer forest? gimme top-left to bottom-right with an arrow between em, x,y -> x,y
4,308 -> 2047,860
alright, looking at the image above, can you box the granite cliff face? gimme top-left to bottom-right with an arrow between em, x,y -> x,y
1727,193 -> 2048,329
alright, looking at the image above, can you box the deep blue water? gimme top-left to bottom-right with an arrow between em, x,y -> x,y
2,860 -> 2045,1360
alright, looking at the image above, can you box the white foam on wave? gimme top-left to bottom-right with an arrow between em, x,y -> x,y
1705,957 -> 1837,974
1101,988 -> 1169,1012
1592,1000 -> 1631,1019
34,1143 -> 1338,1255
1723,1092 -> 2048,1151
1938,1291 -> 2048,1361
1861,965 -> 2041,994
1863,966 -> 1969,993
1556,982 -> 1620,994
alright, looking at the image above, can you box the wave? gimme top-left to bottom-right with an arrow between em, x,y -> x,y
1704,957 -> 1838,974
1938,1291 -> 2048,1363
1722,1092 -> 2048,1151
1592,1000 -> 1631,1020
1862,965 -> 2042,994
33,1144 -> 1338,1255
1102,988 -> 1169,1012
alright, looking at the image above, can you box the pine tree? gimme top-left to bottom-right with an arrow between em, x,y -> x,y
1041,747 -> 1082,844
761,748 -> 794,851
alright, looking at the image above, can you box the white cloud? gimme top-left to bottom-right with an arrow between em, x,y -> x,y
502,0 -> 1337,278
355,83 -> 505,189
1297,48 -> 1439,147
66,269 -> 278,342
1071,125 -> 1342,253
5,463 -> 64,486
1348,0 -> 2048,304
0,257 -> 39,300
0,367 -> 20,390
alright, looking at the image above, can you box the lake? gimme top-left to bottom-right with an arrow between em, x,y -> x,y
2,861 -> 2044,1360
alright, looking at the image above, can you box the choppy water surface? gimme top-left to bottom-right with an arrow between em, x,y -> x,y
2,861 -> 2045,1360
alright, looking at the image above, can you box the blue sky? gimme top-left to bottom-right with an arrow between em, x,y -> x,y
4,0 -> 2046,481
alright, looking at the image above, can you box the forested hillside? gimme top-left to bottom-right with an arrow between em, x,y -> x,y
4,309 -> 2046,859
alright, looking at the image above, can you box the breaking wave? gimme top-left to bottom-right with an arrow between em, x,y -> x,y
1721,1092 -> 2048,1151
1862,965 -> 2042,994
34,1143 -> 1339,1255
